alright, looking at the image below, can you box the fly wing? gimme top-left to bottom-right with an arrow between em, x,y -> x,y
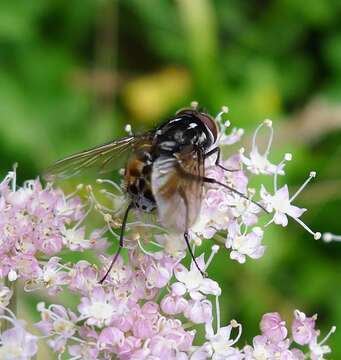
151,148 -> 204,234
45,134 -> 153,180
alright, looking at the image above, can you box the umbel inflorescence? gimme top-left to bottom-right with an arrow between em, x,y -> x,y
0,106 -> 336,359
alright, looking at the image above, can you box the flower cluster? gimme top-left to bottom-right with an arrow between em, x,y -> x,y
0,167 -> 108,293
0,105 -> 336,359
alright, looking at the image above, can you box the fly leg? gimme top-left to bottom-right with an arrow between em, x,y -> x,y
99,202 -> 134,283
179,188 -> 205,276
205,147 -> 240,172
176,164 -> 269,214
202,176 -> 269,213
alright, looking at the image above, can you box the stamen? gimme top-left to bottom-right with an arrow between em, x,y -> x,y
230,320 -> 242,345
215,106 -> 230,136
291,216 -> 321,239
150,240 -> 165,248
273,153 -> 292,192
88,186 -> 122,215
65,184 -> 84,200
105,221 -> 120,240
191,101 -> 199,109
124,124 -> 133,136
319,326 -> 336,346
237,128 -> 244,137
290,171 -> 316,202
0,314 -> 17,328
12,163 -> 18,192
72,197 -> 94,230
0,304 -> 17,320
97,178 -> 123,194
192,243 -> 196,255
204,245 -> 220,271
137,238 -> 155,257
323,233 -> 341,243
251,120 -> 273,157
215,295 -> 221,332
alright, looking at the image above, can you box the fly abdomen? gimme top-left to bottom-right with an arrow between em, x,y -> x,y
125,156 -> 156,213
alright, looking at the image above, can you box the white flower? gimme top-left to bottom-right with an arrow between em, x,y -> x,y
261,171 -> 321,239
261,185 -> 306,226
173,254 -> 221,300
78,287 -> 121,327
226,225 -> 266,264
309,326 -> 336,360
192,322 -> 243,360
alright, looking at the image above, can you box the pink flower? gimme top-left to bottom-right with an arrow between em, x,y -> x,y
0,325 -> 38,360
68,344 -> 99,360
0,307 -> 38,360
260,312 -> 288,343
292,310 -> 317,345
78,287 -> 121,327
145,256 -> 175,289
97,326 -> 125,350
35,302 -> 77,352
184,300 -> 212,324
160,294 -> 188,315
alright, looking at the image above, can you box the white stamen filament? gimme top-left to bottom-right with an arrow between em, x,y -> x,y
323,233 -> 341,243
12,163 -> 18,192
137,238 -> 154,257
319,326 -> 336,345
0,305 -> 17,320
105,221 -> 120,240
96,178 -> 123,194
291,216 -> 321,239
72,198 -> 94,230
204,245 -> 220,271
0,315 -> 17,328
215,107 -> 229,124
230,320 -> 243,345
150,241 -> 165,248
125,221 -> 165,232
124,124 -> 132,135
88,187 -> 122,214
191,101 -> 199,109
66,184 -> 83,200
274,158 -> 286,192
215,295 -> 221,332
290,171 -> 316,202
252,120 -> 274,157
192,243 -> 196,255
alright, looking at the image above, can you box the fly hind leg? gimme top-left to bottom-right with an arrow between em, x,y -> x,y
179,188 -> 206,276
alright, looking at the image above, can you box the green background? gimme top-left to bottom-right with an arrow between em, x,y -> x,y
0,0 -> 340,358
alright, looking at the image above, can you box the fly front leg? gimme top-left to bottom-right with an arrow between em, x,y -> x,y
205,147 -> 240,172
99,202 -> 134,284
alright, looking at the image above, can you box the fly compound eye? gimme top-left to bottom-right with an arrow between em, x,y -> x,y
196,113 -> 218,144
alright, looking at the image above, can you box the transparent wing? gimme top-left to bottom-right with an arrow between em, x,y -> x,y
45,134 -> 153,180
151,148 -> 204,234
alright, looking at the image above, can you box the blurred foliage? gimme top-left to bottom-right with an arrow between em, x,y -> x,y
0,0 -> 340,358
